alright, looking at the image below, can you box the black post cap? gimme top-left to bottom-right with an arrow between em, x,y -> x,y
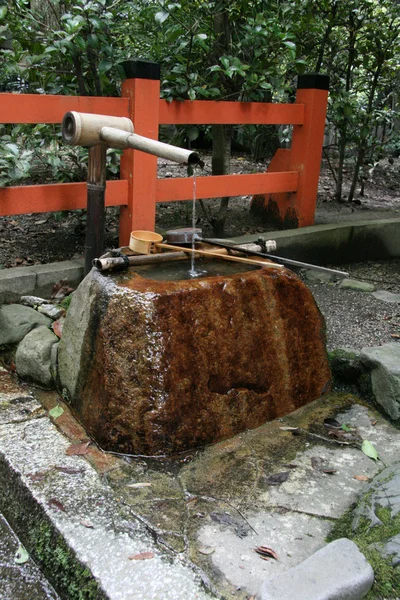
297,73 -> 329,91
122,59 -> 161,81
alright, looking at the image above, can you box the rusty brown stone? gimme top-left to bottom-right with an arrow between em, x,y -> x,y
58,265 -> 331,456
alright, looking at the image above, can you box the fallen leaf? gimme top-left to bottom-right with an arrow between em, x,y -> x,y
279,426 -> 298,431
371,421 -> 377,426
80,520 -> 94,528
66,441 -> 91,456
14,544 -> 29,564
265,472 -> 289,486
340,423 -> 352,432
254,546 -> 279,560
55,466 -> 85,475
361,440 -> 379,461
27,471 -> 48,482
311,457 -> 336,474
48,498 -> 66,512
354,475 -> 369,481
49,405 -> 64,419
282,463 -> 298,469
128,552 -> 154,560
198,545 -> 215,555
390,334 -> 400,339
52,319 -> 64,338
126,482 -> 152,489
35,219 -> 48,225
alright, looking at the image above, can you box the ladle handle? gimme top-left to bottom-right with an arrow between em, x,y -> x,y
156,243 -> 283,269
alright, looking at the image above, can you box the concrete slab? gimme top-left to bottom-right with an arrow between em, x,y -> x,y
256,538 -> 374,600
198,511 -> 333,596
0,394 -> 213,600
0,259 -> 84,300
0,375 -> 399,600
228,217 -> 400,265
259,405 -> 400,518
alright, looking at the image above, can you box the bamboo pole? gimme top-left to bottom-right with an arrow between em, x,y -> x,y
85,144 -> 107,275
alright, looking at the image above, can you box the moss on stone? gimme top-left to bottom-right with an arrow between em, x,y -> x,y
328,505 -> 400,599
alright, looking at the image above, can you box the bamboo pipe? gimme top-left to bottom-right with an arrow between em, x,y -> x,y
100,127 -> 200,165
62,111 -> 133,146
62,111 -> 201,165
93,251 -> 188,271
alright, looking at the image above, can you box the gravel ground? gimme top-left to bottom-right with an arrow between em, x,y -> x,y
299,258 -> 400,351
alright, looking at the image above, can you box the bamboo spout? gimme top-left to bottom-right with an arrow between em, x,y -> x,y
100,126 -> 200,165
62,111 -> 200,165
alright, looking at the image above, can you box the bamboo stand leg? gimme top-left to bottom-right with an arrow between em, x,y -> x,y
85,144 -> 107,275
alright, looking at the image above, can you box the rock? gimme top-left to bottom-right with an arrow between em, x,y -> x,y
372,290 -> 400,303
19,296 -> 47,307
58,267 -> 330,456
256,538 -> 374,600
328,348 -> 364,384
37,304 -> 64,320
352,463 -> 400,530
15,326 -> 58,387
339,278 -> 375,292
0,305 -> 51,346
305,269 -> 334,283
360,343 -> 400,420
383,534 -> 400,567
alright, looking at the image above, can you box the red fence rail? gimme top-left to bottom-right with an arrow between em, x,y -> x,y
0,60 -> 329,246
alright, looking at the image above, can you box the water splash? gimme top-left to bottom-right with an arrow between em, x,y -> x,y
189,170 -> 206,278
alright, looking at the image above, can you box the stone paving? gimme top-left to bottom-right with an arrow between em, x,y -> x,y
1,367 -> 400,599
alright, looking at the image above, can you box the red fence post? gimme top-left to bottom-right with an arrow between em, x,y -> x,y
119,60 -> 161,246
290,73 -> 329,227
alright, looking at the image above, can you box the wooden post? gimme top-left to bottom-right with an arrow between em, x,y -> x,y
119,60 -> 161,246
290,73 -> 329,227
85,144 -> 107,275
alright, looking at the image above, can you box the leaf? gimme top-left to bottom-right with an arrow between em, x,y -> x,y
311,457 -> 336,474
361,440 -> 379,461
52,319 -> 64,338
49,405 -> 64,419
354,475 -> 369,481
127,482 -> 152,489
264,471 -> 289,486
66,441 -> 91,456
198,545 -> 215,555
48,498 -> 66,512
341,423 -> 352,432
279,426 -> 298,431
254,546 -> 279,560
27,471 -> 48,482
128,551 -> 154,560
155,10 -> 169,24
55,466 -> 85,475
14,544 -> 29,564
80,520 -> 94,528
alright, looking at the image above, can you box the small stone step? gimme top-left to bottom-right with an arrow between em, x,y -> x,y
256,538 -> 374,600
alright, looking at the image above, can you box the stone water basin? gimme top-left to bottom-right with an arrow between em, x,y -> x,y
58,258 -> 331,456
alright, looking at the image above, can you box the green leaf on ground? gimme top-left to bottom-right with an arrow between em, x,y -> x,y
361,440 -> 379,461
15,544 -> 29,564
49,405 -> 64,419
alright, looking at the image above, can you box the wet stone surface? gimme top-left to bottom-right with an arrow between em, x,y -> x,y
0,514 -> 59,600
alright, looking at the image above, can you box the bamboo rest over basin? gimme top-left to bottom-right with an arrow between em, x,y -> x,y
128,230 -> 283,269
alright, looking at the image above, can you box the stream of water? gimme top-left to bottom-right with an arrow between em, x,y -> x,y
188,171 -> 206,278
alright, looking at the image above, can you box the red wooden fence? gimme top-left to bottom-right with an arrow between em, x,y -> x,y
0,61 -> 329,246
